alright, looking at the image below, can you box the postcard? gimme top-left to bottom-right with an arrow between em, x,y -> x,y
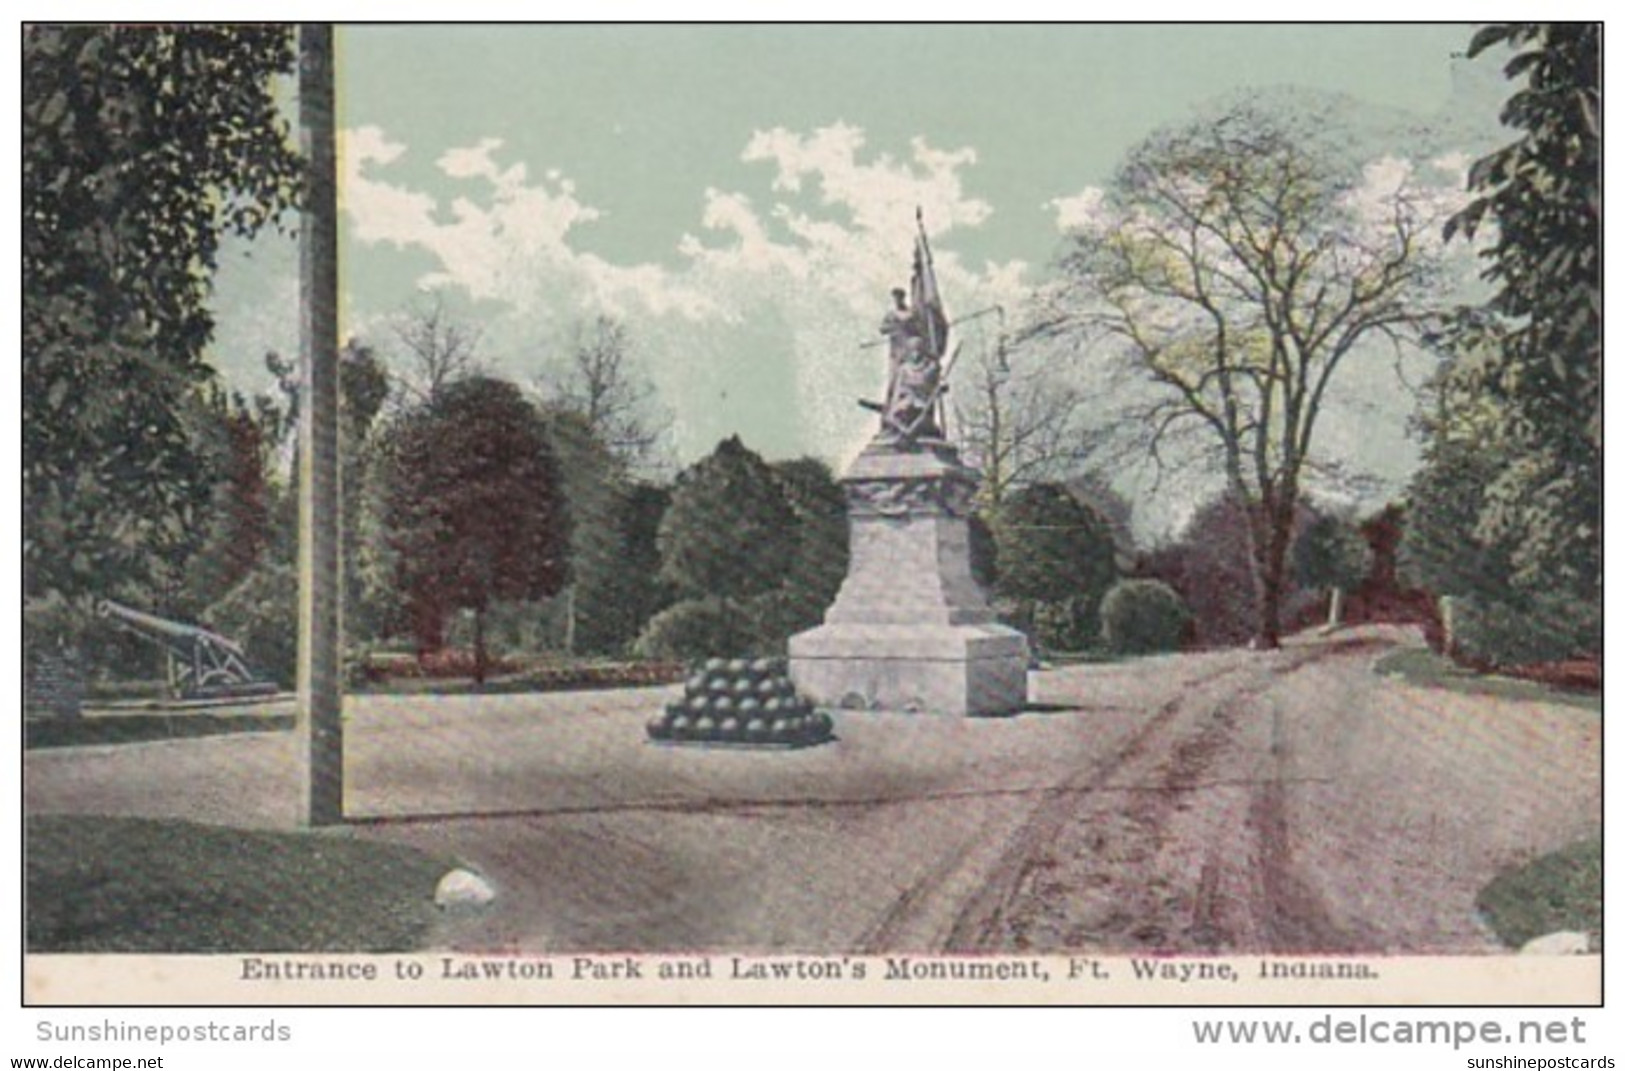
21,22 -> 1601,1010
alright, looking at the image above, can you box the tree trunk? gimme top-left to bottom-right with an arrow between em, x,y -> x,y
413,597 -> 444,661
473,605 -> 487,687
1253,511 -> 1293,650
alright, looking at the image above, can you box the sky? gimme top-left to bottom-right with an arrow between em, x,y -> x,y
207,23 -> 1510,539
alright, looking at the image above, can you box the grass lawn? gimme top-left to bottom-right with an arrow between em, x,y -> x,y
1477,837 -> 1602,951
26,815 -> 453,953
1374,647 -> 1601,711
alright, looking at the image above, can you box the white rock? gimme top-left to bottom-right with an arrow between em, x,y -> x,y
434,868 -> 496,908
1519,931 -> 1591,955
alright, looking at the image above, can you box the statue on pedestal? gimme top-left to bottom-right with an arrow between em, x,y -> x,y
864,212 -> 953,445
791,211 -> 1030,717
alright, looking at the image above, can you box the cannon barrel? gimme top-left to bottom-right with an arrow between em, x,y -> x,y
98,599 -> 245,656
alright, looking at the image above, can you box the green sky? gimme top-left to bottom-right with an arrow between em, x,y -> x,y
209,23 -> 1507,536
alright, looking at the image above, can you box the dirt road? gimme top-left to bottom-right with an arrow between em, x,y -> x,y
23,626 -> 1598,954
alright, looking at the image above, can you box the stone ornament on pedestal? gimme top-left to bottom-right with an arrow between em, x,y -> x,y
789,440 -> 1029,716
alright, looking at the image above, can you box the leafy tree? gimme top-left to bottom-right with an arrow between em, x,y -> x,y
655,435 -> 796,606
380,376 -> 567,682
758,458 -> 849,640
1145,492 -> 1318,648
23,25 -> 302,603
1435,24 -> 1600,604
1058,94 -> 1453,647
539,406 -> 675,656
1291,513 -> 1372,629
993,483 -> 1118,650
179,386 -> 277,614
336,341 -> 393,640
1399,436 -> 1516,603
1445,24 -> 1600,448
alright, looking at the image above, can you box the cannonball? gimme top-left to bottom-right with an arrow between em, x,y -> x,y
686,694 -> 710,715
669,714 -> 692,738
685,671 -> 708,697
727,658 -> 750,676
763,696 -> 782,717
738,696 -> 761,718
755,677 -> 779,699
646,714 -> 670,739
749,657 -> 775,678
808,711 -> 833,739
731,677 -> 755,699
694,715 -> 717,738
713,695 -> 735,718
704,657 -> 728,674
744,718 -> 769,743
707,673 -> 732,694
719,716 -> 742,737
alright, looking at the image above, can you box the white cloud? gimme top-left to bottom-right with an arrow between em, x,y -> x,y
1047,187 -> 1107,232
337,122 -> 1030,464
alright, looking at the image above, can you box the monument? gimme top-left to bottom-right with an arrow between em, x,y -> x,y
789,215 -> 1030,716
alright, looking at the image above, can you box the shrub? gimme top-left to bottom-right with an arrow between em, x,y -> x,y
633,598 -> 761,662
1443,592 -> 1601,669
1031,597 -> 1101,653
993,483 -> 1118,650
1100,579 -> 1190,655
205,562 -> 297,687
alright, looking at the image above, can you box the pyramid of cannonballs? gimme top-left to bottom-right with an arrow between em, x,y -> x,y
648,656 -> 833,747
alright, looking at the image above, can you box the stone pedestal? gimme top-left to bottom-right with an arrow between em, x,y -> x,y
789,440 -> 1029,716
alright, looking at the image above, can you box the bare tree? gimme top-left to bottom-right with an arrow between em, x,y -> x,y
951,310 -> 1103,510
1057,96 -> 1453,647
539,315 -> 671,471
391,293 -> 485,406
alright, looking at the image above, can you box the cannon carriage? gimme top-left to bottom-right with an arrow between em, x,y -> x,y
97,600 -> 279,701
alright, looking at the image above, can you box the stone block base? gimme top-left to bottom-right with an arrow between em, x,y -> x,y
788,623 -> 1029,717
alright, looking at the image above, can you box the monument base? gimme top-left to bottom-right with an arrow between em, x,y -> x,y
789,622 -> 1028,717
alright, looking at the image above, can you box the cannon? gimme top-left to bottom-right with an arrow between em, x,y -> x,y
97,600 -> 279,701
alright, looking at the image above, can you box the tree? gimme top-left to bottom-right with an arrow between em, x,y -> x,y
993,483 -> 1118,650
179,386 -> 278,614
1144,492 -> 1318,648
1436,24 -> 1600,603
754,458 -> 849,643
391,293 -> 485,406
23,25 -> 302,602
380,376 -> 567,682
538,405 -> 641,655
1445,24 -> 1600,447
1291,513 -> 1372,629
651,436 -> 796,646
1059,95 -> 1450,647
951,316 -> 1101,509
539,315 -> 672,471
336,340 -> 392,639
